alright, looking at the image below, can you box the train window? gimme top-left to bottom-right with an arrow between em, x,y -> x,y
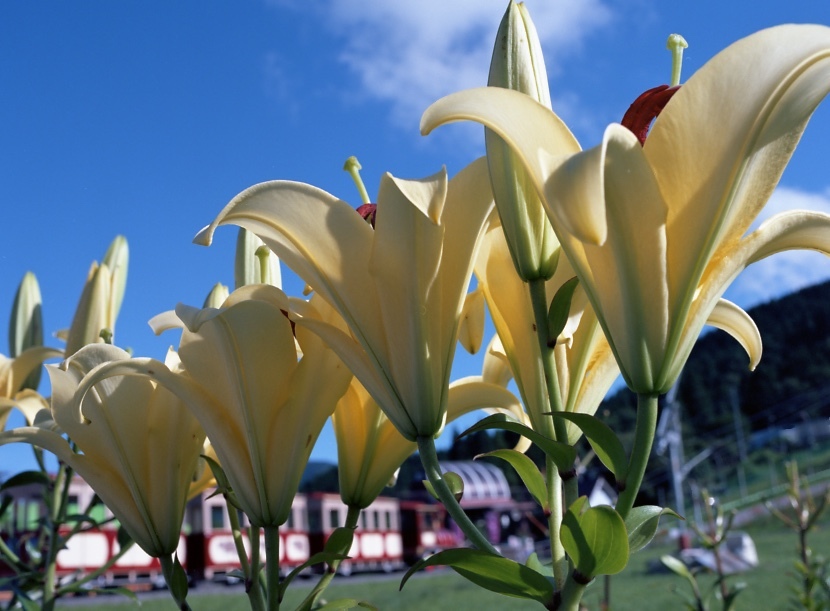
211,506 -> 225,530
385,511 -> 392,530
360,511 -> 367,530
329,508 -> 340,529
308,508 -> 321,532
67,494 -> 79,515
372,510 -> 379,530
286,509 -> 294,530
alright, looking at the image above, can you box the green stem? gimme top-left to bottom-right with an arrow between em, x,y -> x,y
159,554 -> 192,611
264,526 -> 280,611
228,498 -> 265,611
249,526 -> 266,611
42,461 -> 69,611
528,280 -> 575,475
417,436 -> 498,554
546,460 -> 567,590
615,393 -> 659,519
227,495 -> 252,579
557,572 -> 588,611
529,278 -> 577,589
299,505 -> 361,611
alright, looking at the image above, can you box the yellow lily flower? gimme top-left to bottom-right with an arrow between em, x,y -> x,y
334,373 -> 529,510
97,284 -> 352,527
476,223 -> 619,442
194,159 -> 494,440
0,347 -> 62,429
422,25 -> 830,394
0,344 -> 205,557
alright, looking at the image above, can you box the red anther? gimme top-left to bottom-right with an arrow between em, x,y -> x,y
356,203 -> 377,228
620,84 -> 680,145
279,309 -> 297,336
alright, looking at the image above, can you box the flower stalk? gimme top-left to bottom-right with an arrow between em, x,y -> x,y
615,393 -> 659,519
417,435 -> 498,554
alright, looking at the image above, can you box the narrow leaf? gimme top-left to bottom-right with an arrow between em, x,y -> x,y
280,552 -> 349,595
400,548 -> 554,606
423,472 -> 464,503
315,599 -> 378,610
458,413 -> 575,472
625,506 -> 682,553
552,412 -> 628,480
0,471 -> 50,493
477,449 -> 548,511
546,277 -> 579,347
660,554 -> 694,581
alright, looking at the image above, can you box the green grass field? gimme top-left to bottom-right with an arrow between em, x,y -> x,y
56,512 -> 829,610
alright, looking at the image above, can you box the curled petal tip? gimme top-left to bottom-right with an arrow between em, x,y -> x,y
193,225 -> 214,247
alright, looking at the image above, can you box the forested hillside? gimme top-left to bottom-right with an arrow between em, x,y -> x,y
601,280 -> 830,493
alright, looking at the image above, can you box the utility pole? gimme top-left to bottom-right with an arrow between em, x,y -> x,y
731,387 -> 748,498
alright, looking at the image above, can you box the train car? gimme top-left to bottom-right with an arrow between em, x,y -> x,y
184,490 -> 310,582
0,478 -> 185,588
1,460 -> 532,588
399,500 -> 462,565
306,493 -> 404,575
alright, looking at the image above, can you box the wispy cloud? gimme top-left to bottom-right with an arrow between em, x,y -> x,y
725,185 -> 830,308
289,0 -> 613,130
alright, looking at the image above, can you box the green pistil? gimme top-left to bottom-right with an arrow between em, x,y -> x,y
343,156 -> 371,205
254,245 -> 271,284
666,33 -> 688,87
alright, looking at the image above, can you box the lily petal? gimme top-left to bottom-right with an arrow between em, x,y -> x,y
705,299 -> 762,371
649,25 -> 830,330
421,87 -> 597,243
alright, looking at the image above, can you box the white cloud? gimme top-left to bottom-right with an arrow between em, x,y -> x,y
724,185 -> 830,308
301,0 -> 613,129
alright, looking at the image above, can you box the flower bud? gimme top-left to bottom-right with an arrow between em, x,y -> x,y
202,283 -> 230,309
486,1 -> 559,281
9,272 -> 44,391
102,235 -> 129,326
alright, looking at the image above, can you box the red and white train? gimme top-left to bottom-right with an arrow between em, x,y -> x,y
0,477 -> 465,587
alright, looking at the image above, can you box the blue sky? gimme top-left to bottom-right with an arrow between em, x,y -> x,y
2,1 -> 830,471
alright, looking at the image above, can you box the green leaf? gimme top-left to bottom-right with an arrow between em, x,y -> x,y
0,470 -> 50,493
279,552 -> 349,596
168,553 -> 189,605
16,594 -> 39,611
561,497 -> 629,579
524,553 -> 554,578
625,506 -> 682,553
551,413 -> 628,480
423,472 -> 464,503
0,495 -> 13,520
400,548 -> 554,606
315,599 -> 378,610
116,525 -> 133,549
660,554 -> 694,581
103,586 -> 139,602
477,449 -> 548,511
324,526 -> 355,555
722,582 -> 746,610
546,277 -> 579,347
458,413 -> 576,472
202,453 -> 243,510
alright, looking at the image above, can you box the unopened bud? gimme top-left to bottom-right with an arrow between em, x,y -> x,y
486,1 -> 559,281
